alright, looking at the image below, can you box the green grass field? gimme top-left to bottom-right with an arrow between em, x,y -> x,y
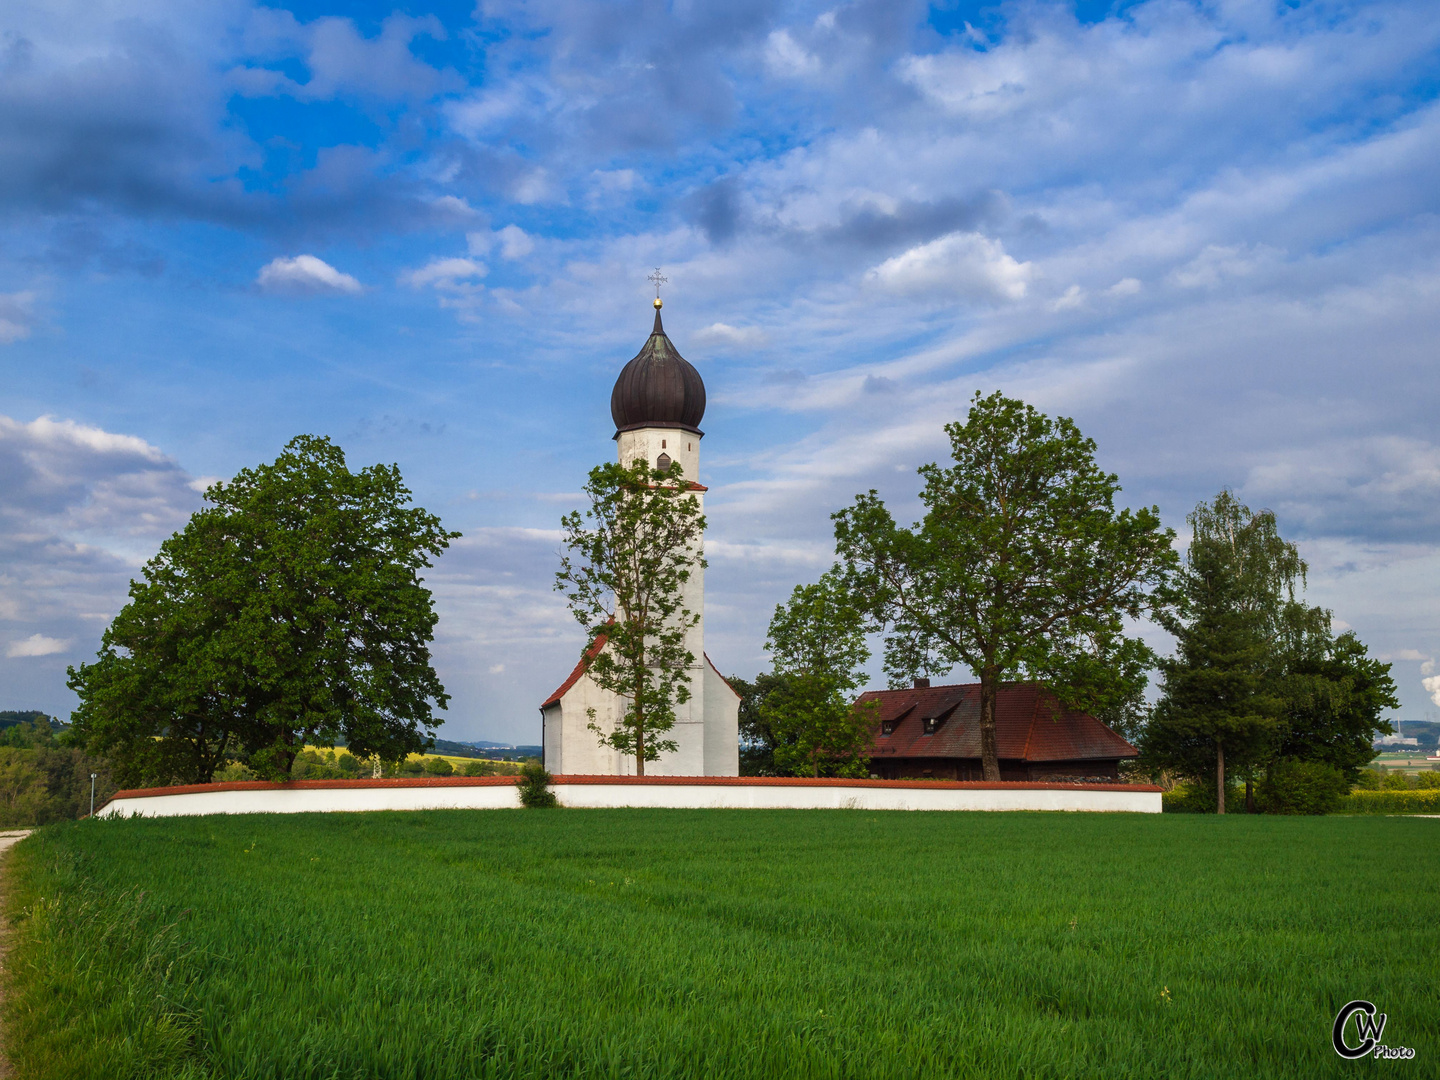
4,811 -> 1435,1079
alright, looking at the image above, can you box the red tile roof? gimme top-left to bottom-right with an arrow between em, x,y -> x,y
542,631 -> 609,708
860,681 -> 1136,763
541,633 -> 740,708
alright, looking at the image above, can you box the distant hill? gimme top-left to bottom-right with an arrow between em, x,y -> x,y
429,738 -> 542,761
0,711 -> 64,732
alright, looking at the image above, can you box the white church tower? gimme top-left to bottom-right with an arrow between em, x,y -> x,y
540,296 -> 741,776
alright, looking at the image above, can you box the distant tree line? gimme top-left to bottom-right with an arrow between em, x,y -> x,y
0,713 -> 114,826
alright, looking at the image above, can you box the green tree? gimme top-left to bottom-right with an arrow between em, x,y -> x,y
68,435 -> 458,785
759,574 -> 876,778
1141,491 -> 1332,813
833,392 -> 1177,781
555,457 -> 706,776
1275,632 -> 1395,783
729,673 -> 788,775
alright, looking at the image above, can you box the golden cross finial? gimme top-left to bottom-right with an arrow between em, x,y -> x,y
647,267 -> 668,308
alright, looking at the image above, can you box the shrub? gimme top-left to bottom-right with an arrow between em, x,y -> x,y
1381,770 -> 1412,791
1353,768 -> 1385,790
214,762 -> 254,782
1415,770 -> 1440,790
460,760 -> 493,777
422,757 -> 454,777
517,762 -> 557,808
1161,781 -> 1244,813
1336,789 -> 1440,814
336,753 -> 363,776
1256,760 -> 1349,815
399,757 -> 425,776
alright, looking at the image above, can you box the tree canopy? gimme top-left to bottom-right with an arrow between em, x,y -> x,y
833,392 -> 1177,781
68,435 -> 458,785
1142,491 -> 1395,810
759,572 -> 876,778
555,457 -> 706,775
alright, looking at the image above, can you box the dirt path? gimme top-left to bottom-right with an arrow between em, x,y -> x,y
0,830 -> 33,1080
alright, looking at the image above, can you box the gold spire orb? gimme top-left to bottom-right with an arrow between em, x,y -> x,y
654,297 -> 663,309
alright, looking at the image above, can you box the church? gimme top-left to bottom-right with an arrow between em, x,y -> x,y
540,298 -> 742,776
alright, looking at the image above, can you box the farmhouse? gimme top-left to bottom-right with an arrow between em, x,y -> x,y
860,680 -> 1137,782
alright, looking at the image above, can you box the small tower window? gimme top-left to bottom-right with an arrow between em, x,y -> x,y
657,452 -> 672,470
661,439 -> 667,448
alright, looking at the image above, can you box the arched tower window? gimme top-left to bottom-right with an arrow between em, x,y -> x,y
656,452 -> 672,471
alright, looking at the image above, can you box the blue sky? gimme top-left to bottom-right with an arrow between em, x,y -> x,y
3,0 -> 1440,743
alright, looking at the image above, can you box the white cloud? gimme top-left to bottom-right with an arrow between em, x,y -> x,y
400,257 -> 488,291
7,634 -> 70,658
1169,244 -> 1280,289
1107,278 -> 1142,297
496,225 -> 534,260
865,231 -> 1032,301
257,255 -> 363,295
1050,284 -> 1085,312
692,323 -> 769,349
0,291 -> 38,344
765,30 -> 821,79
1424,675 -> 1440,707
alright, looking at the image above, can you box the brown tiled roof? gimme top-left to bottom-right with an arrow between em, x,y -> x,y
541,632 -> 608,708
860,681 -> 1136,763
541,634 -> 739,708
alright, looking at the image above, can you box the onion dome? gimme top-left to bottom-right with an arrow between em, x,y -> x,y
610,304 -> 706,437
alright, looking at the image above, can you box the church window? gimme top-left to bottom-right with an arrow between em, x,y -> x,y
657,452 -> 672,470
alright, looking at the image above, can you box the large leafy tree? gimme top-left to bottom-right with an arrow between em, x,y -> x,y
1278,631 -> 1396,783
759,573 -> 876,778
555,457 -> 706,776
1141,491 -> 1334,813
833,392 -> 1177,781
68,436 -> 457,784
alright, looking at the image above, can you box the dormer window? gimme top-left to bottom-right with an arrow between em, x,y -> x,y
657,452 -> 672,470
881,720 -> 895,736
923,717 -> 942,735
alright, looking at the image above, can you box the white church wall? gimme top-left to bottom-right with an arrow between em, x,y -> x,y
703,662 -> 740,776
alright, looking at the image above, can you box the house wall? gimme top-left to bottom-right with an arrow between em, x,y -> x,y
870,758 -> 1123,782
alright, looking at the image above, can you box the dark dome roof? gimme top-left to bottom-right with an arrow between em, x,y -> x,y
610,309 -> 706,436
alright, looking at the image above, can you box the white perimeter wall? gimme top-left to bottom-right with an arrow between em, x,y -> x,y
101,781 -> 1160,817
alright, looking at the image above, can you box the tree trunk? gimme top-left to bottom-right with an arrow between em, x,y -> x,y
979,669 -> 1001,782
635,667 -> 646,778
1245,778 -> 1255,815
1216,741 -> 1225,815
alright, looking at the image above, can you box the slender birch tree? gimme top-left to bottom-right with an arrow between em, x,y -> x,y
556,458 -> 706,776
